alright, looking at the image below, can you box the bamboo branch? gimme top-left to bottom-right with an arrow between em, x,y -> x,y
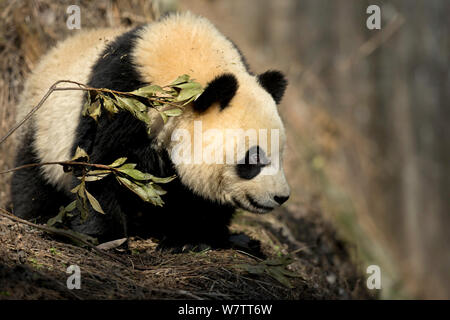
0,160 -> 119,175
0,79 -> 184,147
0,80 -> 66,146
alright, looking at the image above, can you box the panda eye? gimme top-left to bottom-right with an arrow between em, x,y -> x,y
247,146 -> 269,166
249,152 -> 259,165
236,145 -> 269,180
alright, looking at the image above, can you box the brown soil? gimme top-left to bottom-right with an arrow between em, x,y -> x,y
0,207 -> 372,300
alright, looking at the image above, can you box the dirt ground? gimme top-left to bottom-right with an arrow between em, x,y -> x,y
0,206 -> 372,300
0,1 -> 373,300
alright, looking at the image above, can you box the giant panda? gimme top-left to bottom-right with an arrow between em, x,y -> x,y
11,13 -> 290,250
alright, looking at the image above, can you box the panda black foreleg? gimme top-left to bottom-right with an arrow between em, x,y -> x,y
156,224 -> 263,257
11,130 -> 70,222
154,198 -> 263,256
11,166 -> 70,222
153,202 -> 251,254
68,175 -> 128,242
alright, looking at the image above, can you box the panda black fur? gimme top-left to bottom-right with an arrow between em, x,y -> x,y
11,13 -> 290,249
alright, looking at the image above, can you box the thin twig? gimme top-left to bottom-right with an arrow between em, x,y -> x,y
0,160 -> 119,175
0,79 -> 183,147
0,80 -> 65,146
235,249 -> 264,262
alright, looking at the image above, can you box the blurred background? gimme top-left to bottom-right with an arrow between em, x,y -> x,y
0,0 -> 448,299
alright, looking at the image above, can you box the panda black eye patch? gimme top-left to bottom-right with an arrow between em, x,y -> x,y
236,145 -> 269,180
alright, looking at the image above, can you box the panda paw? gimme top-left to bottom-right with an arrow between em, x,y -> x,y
155,233 -> 264,258
228,233 -> 265,258
156,241 -> 211,254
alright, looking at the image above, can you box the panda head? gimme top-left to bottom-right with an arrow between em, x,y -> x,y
134,13 -> 290,213
160,70 -> 290,213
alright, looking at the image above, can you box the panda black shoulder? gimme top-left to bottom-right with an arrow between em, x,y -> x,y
70,26 -> 166,175
87,26 -> 147,91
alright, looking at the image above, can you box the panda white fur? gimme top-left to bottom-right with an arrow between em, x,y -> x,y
12,13 -> 290,249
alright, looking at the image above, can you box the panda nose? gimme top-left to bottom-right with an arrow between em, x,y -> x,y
274,195 -> 289,205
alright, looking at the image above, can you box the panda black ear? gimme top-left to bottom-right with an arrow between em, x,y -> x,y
193,73 -> 238,113
257,70 -> 287,104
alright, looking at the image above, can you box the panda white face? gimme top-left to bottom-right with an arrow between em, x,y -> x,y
168,140 -> 290,214
164,70 -> 290,214
228,144 -> 290,213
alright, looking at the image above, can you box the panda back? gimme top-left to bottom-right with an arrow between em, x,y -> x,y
17,28 -> 127,191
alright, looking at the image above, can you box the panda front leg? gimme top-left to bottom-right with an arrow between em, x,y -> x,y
68,175 -> 128,242
11,130 -> 70,222
155,222 -> 231,253
154,201 -> 263,256
156,222 -> 263,257
11,164 -> 70,222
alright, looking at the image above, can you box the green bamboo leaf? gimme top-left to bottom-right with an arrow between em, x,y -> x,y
88,99 -> 102,121
84,173 -> 109,182
175,87 -> 203,102
76,182 -> 89,220
108,157 -> 127,167
173,82 -> 202,90
78,181 -> 86,198
279,267 -> 302,278
180,96 -> 197,107
163,108 -> 183,117
133,100 -> 148,113
241,264 -> 265,275
47,208 -> 66,227
265,267 -> 294,289
148,174 -> 176,184
65,200 -> 77,212
131,85 -> 164,97
85,189 -> 105,214
116,177 -> 164,206
116,176 -> 150,202
118,167 -> 175,184
47,200 -> 76,227
263,259 -> 284,266
114,95 -> 136,114
71,184 -> 81,194
76,196 -> 89,221
72,147 -> 89,162
114,95 -> 150,124
82,101 -> 90,117
82,91 -> 92,116
150,183 -> 167,195
118,168 -> 153,181
142,184 -> 164,206
114,95 -> 134,110
159,110 -> 168,123
118,163 -> 137,170
140,182 -> 165,206
170,74 -> 190,86
115,95 -> 147,113
264,256 -> 294,266
103,96 -> 119,114
86,169 -> 111,175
